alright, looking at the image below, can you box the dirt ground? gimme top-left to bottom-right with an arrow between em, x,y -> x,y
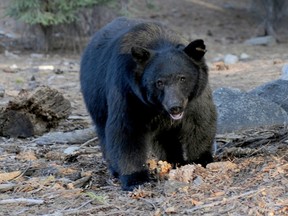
0,0 -> 287,215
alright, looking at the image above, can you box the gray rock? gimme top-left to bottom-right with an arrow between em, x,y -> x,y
244,36 -> 276,46
240,53 -> 250,61
224,54 -> 239,64
213,87 -> 288,134
250,79 -> 288,113
63,146 -> 80,155
281,64 -> 288,80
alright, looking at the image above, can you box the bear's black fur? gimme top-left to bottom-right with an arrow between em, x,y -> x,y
80,17 -> 217,191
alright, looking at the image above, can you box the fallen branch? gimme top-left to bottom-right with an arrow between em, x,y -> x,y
80,137 -> 98,147
0,183 -> 16,192
35,127 -> 96,145
0,198 -> 44,205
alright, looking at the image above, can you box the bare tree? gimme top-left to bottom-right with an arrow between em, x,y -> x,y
252,0 -> 287,41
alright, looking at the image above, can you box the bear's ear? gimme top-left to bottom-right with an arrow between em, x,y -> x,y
131,46 -> 152,65
183,39 -> 207,61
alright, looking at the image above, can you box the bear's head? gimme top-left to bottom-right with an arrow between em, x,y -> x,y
131,39 -> 208,120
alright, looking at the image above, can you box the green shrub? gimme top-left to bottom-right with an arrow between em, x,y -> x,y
6,0 -> 115,51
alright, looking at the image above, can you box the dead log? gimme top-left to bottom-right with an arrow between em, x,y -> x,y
35,127 -> 96,145
0,86 -> 71,138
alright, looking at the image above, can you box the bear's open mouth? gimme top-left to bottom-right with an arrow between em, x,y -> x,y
169,112 -> 184,120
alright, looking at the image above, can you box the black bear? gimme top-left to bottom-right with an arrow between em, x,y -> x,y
80,17 -> 217,191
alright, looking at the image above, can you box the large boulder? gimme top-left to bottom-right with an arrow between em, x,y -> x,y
213,88 -> 288,134
249,79 -> 288,113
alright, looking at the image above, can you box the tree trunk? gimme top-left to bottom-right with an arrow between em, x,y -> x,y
37,24 -> 53,51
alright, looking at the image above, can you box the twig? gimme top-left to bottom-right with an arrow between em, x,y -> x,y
14,161 -> 32,181
70,176 -> 91,188
139,197 -> 157,210
184,188 -> 265,213
0,183 -> 16,192
0,198 -> 44,205
61,204 -> 120,215
80,137 -> 98,148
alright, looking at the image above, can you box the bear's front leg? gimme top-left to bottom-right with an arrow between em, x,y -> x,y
105,120 -> 149,191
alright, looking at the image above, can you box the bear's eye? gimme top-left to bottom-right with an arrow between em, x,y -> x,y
156,80 -> 164,88
180,76 -> 186,82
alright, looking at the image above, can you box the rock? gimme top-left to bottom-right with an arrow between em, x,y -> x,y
239,53 -> 250,61
10,64 -> 18,70
64,146 -> 81,155
3,64 -> 19,73
244,36 -> 277,46
213,87 -> 288,134
193,176 -> 203,186
281,64 -> 288,80
250,79 -> 288,113
39,65 -> 54,70
224,54 -> 239,64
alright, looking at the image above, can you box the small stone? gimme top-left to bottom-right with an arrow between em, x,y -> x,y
193,176 -> 203,186
10,64 -> 18,70
39,65 -> 54,70
3,64 -> 19,73
64,146 -> 80,155
224,54 -> 239,65
240,53 -> 250,61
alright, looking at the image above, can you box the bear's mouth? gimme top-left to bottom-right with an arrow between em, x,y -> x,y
169,112 -> 184,120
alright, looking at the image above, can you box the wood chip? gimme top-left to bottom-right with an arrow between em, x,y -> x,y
0,171 -> 21,183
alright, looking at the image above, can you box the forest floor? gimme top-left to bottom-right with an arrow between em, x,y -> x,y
0,0 -> 287,215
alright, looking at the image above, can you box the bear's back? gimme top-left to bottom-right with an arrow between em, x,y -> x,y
119,19 -> 186,54
87,17 -> 186,54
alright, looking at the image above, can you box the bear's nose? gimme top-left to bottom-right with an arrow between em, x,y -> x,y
169,106 -> 183,114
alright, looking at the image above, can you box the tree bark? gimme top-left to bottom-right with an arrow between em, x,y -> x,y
0,86 -> 71,138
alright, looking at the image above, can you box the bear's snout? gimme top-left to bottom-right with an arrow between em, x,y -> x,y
169,106 -> 184,115
162,87 -> 188,120
168,105 -> 184,120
